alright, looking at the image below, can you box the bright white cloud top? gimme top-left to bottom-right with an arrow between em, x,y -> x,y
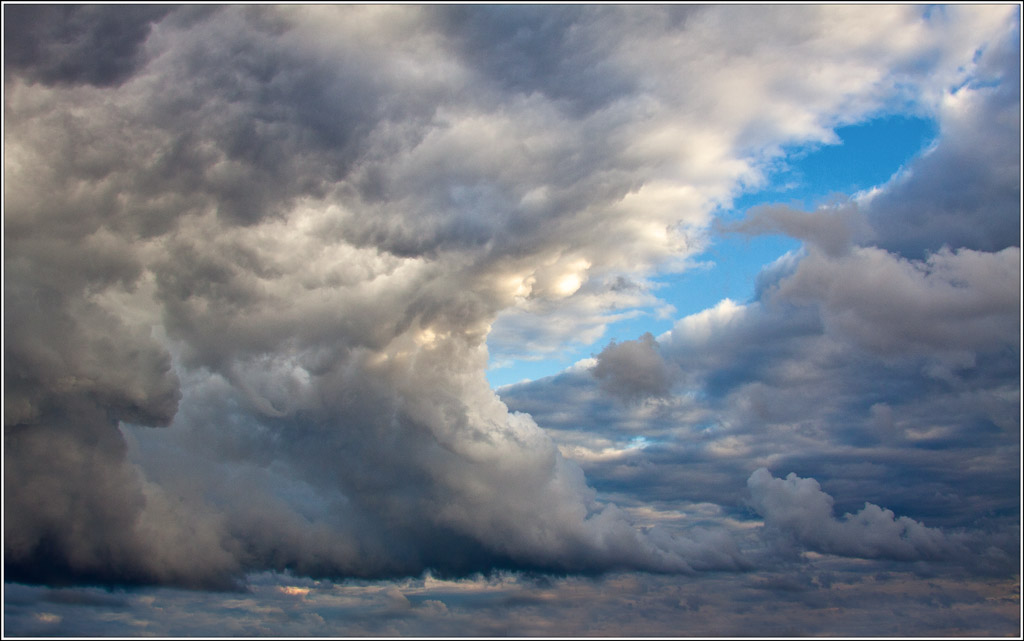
3,5 -> 1020,636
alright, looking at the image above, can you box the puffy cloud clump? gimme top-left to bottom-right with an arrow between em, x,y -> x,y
592,333 -> 678,403
747,468 -> 959,561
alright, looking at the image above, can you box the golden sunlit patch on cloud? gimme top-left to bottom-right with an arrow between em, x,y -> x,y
557,437 -> 649,463
554,273 -> 583,297
418,572 -> 521,594
623,506 -> 690,527
34,613 -> 61,624
500,273 -> 535,303
529,257 -> 592,300
668,298 -> 747,344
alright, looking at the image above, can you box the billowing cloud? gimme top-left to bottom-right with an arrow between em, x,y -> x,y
499,1 -> 1019,594
3,5 -> 1018,620
747,468 -> 959,561
862,18 -> 1021,259
764,244 -> 1020,360
2,5 -> 172,87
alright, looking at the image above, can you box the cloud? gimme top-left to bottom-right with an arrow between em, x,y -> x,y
499,6 -> 1019,590
430,5 -> 647,119
4,569 -> 1020,637
487,275 -> 670,364
729,203 -> 871,258
862,16 -> 1021,259
592,333 -> 677,403
3,3 -> 1019,599
747,468 -> 959,561
2,5 -> 172,87
764,245 -> 1020,360
727,8 -> 1020,263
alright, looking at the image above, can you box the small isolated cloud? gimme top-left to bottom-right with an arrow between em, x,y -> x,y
592,333 -> 677,403
747,468 -> 960,561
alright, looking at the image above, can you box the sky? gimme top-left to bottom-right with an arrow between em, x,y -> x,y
2,4 -> 1021,637
486,114 -> 941,387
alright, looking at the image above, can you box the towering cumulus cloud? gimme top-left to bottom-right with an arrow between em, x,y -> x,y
4,4 -> 1019,595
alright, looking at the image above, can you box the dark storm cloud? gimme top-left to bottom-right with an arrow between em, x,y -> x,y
3,4 -> 172,87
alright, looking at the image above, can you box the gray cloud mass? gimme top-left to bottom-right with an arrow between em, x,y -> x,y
3,4 -> 1019,635
592,333 -> 677,403
4,4 -> 757,588
747,468 -> 961,562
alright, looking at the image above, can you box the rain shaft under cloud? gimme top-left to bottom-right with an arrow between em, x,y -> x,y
3,3 -> 1020,603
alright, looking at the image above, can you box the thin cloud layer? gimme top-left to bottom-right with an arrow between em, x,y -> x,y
5,569 -> 1019,637
3,4 -> 1019,617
